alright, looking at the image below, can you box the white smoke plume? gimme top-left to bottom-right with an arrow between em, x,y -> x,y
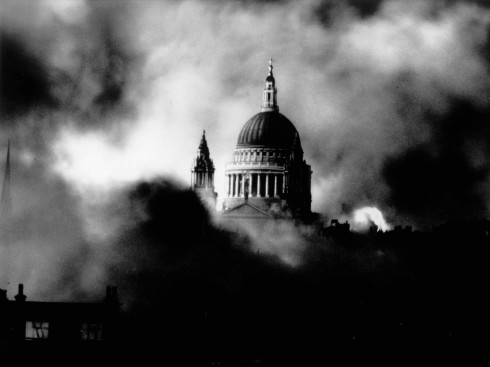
43,0 -> 490,222
352,206 -> 392,232
0,0 -> 489,297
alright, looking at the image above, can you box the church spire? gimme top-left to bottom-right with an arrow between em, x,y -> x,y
191,130 -> 217,211
261,58 -> 279,112
1,140 -> 12,218
197,130 -> 210,159
191,130 -> 215,190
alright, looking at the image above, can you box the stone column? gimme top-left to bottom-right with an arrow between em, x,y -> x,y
265,174 -> 269,197
228,174 -> 231,196
274,174 -> 278,197
282,173 -> 286,194
257,173 -> 261,197
241,173 -> 245,197
251,173 -> 255,197
234,174 -> 239,197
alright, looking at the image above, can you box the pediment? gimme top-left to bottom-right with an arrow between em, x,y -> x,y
222,202 -> 271,218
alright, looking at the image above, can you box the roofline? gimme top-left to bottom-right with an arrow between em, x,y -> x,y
222,201 -> 272,217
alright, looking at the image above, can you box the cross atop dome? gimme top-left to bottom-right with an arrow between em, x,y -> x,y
262,58 -> 278,112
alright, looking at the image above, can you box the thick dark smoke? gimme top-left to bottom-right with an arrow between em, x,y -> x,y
316,0 -> 384,24
384,99 -> 490,225
0,0 -> 143,297
0,34 -> 56,119
0,0 -> 489,334
94,179 -> 490,364
0,0 -> 139,130
105,180 -> 247,304
0,2 -> 487,364
305,0 -> 490,226
99,180 -> 392,363
317,0 -> 490,23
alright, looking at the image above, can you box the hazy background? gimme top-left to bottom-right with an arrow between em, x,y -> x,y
0,0 -> 489,301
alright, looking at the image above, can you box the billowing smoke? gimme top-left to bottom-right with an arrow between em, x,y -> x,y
352,206 -> 392,231
224,219 -> 311,267
0,0 -> 142,298
0,0 -> 489,300
37,0 -> 489,227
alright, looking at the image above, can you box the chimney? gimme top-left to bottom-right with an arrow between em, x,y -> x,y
14,284 -> 26,302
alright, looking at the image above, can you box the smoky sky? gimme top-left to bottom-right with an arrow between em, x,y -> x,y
2,0 -> 489,223
384,99 -> 490,224
0,0 -> 490,298
0,34 -> 56,119
0,0 -> 139,130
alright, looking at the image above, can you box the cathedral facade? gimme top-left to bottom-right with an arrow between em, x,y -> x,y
191,60 -> 312,224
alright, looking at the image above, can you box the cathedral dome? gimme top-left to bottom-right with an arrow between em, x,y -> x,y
237,111 -> 300,149
222,59 -> 312,219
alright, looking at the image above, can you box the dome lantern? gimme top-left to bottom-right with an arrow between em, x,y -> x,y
261,58 -> 278,112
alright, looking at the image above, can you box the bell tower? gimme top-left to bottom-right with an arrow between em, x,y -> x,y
191,131 -> 217,211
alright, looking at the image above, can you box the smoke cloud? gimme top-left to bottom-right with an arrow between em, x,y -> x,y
36,0 -> 489,226
0,0 -> 489,300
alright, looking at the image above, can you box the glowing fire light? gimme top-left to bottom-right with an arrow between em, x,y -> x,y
352,206 -> 392,232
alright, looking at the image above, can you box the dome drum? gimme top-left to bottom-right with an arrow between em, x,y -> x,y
232,147 -> 292,165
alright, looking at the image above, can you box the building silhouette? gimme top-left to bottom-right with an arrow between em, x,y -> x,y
0,141 -> 122,359
0,284 -> 120,358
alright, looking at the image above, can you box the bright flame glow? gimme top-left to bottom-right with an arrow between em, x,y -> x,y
352,206 -> 392,232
